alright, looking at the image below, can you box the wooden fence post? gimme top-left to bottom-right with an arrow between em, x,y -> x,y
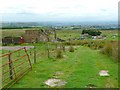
8,51 -> 13,80
54,29 -> 57,40
34,46 -> 36,63
54,41 -> 58,59
47,44 -> 50,58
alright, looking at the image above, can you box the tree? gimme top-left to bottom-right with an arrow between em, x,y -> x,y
82,30 -> 101,36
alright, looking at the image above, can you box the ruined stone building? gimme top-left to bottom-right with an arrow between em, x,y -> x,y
2,37 -> 21,45
23,30 -> 50,43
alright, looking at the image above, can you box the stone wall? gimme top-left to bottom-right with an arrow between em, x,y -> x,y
23,30 -> 49,43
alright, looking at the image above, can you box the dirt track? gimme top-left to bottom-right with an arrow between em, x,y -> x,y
0,46 -> 34,50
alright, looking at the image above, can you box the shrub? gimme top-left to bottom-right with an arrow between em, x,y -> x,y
56,49 -> 63,58
82,30 -> 102,36
101,41 -> 112,56
64,41 -> 71,45
100,41 -> 119,62
111,41 -> 119,62
69,46 -> 74,52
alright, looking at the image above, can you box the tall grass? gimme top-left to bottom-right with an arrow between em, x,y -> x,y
68,46 -> 74,52
111,41 -> 119,62
64,40 -> 119,62
56,49 -> 63,58
101,41 -> 113,56
100,41 -> 119,62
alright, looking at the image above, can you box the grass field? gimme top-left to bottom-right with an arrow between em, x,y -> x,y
0,29 -> 119,41
10,44 -> 118,88
0,29 -> 119,88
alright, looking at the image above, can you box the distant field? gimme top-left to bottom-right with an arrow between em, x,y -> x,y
0,29 -> 119,41
101,30 -> 119,40
56,30 -> 82,40
1,29 -> 25,38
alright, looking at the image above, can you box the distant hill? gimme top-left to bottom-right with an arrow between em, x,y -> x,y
1,22 -> 118,30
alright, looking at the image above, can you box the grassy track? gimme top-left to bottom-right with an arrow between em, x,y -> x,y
12,45 -> 118,88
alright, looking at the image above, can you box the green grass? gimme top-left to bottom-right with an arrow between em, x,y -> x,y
1,29 -> 119,88
56,30 -> 82,40
101,30 -> 118,40
1,48 -> 34,88
1,30 -> 25,38
11,45 -> 118,88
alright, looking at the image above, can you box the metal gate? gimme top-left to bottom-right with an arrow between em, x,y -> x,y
0,47 -> 32,89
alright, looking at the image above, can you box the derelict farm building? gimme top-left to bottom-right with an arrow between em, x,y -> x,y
23,30 -> 50,43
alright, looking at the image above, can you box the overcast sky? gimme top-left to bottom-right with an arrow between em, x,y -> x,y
0,0 -> 119,22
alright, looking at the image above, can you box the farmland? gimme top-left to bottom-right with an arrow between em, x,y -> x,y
0,28 -> 119,88
0,29 -> 119,40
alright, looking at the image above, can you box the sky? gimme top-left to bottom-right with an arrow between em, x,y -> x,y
0,0 -> 119,22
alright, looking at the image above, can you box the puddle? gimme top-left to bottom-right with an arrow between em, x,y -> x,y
99,70 -> 109,76
44,79 -> 67,87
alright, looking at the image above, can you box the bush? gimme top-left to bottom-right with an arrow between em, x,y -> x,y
69,46 -> 74,52
111,41 -> 119,62
64,41 -> 71,45
56,49 -> 63,58
100,41 -> 119,62
82,30 -> 102,36
101,41 -> 112,56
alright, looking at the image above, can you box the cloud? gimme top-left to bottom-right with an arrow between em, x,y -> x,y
0,0 -> 119,22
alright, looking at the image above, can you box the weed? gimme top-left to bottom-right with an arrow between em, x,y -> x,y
68,46 -> 74,52
56,49 -> 63,58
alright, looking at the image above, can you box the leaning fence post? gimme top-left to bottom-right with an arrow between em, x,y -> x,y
8,51 -> 13,80
34,46 -> 36,63
24,47 -> 32,70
